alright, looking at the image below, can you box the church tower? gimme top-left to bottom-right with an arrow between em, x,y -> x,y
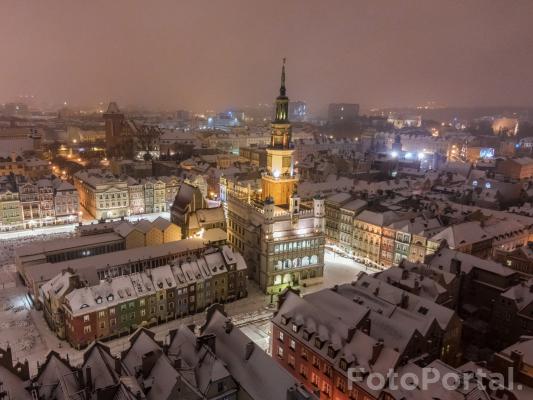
261,59 -> 298,206
103,102 -> 124,156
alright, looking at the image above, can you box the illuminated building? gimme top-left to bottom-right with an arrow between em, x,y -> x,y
73,170 -> 129,219
288,100 -> 308,121
327,103 -> 359,123
225,60 -> 325,294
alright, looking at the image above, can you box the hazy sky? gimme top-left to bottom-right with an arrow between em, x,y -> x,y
1,0 -> 532,113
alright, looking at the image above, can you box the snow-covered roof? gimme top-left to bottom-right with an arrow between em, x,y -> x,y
427,247 -> 516,277
203,307 -> 317,400
430,221 -> 489,248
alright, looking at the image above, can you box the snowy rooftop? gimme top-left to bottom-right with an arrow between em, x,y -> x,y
25,238 -> 207,285
17,232 -> 123,258
427,247 -> 516,278
203,307 -> 318,400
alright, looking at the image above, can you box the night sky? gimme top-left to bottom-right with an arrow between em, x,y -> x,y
1,0 -> 532,112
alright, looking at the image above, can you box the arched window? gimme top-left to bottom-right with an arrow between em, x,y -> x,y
310,255 -> 318,265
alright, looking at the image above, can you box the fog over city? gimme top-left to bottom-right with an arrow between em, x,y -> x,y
1,0 -> 533,112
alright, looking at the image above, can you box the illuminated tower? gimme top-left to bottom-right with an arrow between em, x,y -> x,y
261,59 -> 298,206
103,102 -> 124,156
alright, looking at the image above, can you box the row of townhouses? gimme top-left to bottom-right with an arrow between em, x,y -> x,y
73,170 -> 182,219
39,245 -> 248,348
324,192 -> 533,269
0,175 -> 79,230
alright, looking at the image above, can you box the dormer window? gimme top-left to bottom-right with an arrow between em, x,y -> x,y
95,296 -> 102,304
107,294 -> 114,301
315,337 -> 323,349
292,323 -> 299,333
303,329 -> 311,341
327,346 -> 337,358
339,358 -> 348,371
280,315 -> 290,325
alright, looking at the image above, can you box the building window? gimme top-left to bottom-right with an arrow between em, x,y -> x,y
288,354 -> 295,368
301,347 -> 308,360
299,364 -> 308,378
84,325 -> 91,334
277,346 -> 284,358
290,339 -> 296,351
322,381 -> 331,396
311,372 -> 319,387
83,315 -> 90,322
337,377 -> 346,393
340,359 -> 348,371
279,331 -> 284,342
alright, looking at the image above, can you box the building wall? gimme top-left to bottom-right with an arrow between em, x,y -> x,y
163,224 -> 181,243
125,229 -> 145,249
272,324 -> 376,400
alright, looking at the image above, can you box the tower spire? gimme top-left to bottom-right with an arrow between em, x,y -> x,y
280,58 -> 286,96
274,58 -> 289,123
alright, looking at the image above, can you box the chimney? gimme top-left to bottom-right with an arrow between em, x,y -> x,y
510,350 -> 524,372
76,369 -> 84,387
224,319 -> 234,334
370,339 -> 384,365
245,341 -> 255,361
373,286 -> 380,296
400,292 -> 409,308
85,366 -> 93,391
413,280 -> 420,295
450,258 -> 462,275
115,357 -> 121,374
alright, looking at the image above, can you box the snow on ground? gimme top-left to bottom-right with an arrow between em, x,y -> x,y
0,224 -> 77,242
0,231 -> 77,266
0,210 -> 171,242
0,285 -> 49,374
125,211 -> 171,223
300,249 -> 379,296
0,264 -> 16,289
